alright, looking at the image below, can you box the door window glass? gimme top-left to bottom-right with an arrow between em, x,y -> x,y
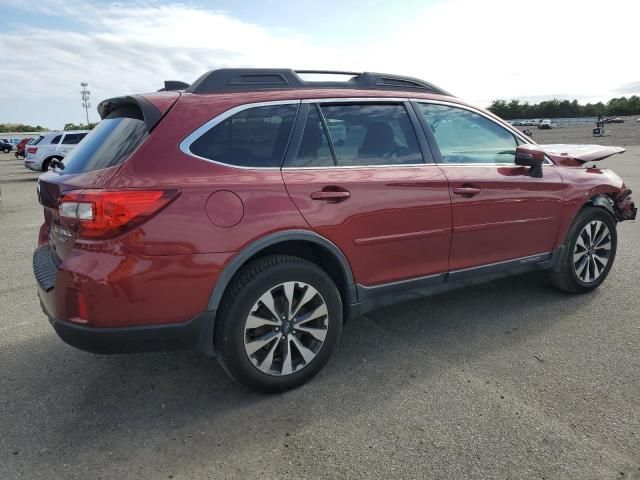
419,104 -> 517,164
319,104 -> 423,166
50,135 -> 61,144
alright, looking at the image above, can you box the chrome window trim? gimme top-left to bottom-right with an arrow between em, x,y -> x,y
435,163 -> 554,168
302,97 -> 408,104
179,99 -> 301,170
281,163 -> 438,170
179,96 -> 552,170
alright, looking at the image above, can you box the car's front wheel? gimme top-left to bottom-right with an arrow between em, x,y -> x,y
549,206 -> 617,293
215,255 -> 343,393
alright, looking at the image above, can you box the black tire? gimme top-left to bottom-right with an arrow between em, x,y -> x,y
42,156 -> 60,171
215,255 -> 343,393
549,206 -> 617,293
3,148 -> 9,153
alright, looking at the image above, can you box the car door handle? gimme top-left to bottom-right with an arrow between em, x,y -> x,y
452,186 -> 481,197
310,188 -> 351,203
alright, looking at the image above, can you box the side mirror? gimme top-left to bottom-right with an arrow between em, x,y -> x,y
515,145 -> 545,178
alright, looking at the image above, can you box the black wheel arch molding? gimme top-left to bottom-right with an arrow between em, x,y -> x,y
206,229 -> 358,313
587,193 -> 616,217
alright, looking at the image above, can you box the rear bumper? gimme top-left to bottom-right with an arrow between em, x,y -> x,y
24,159 -> 39,170
33,244 -> 222,356
44,308 -> 216,355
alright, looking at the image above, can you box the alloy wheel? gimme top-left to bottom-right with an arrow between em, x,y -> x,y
573,220 -> 612,283
243,281 -> 329,376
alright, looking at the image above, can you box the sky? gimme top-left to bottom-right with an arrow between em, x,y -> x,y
0,0 -> 639,129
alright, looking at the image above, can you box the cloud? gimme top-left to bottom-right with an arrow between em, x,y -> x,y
0,1 -> 339,127
616,81 -> 640,95
1,0 -> 639,128
356,0 -> 640,105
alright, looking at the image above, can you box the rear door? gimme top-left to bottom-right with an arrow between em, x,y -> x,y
414,102 -> 565,271
282,101 -> 452,286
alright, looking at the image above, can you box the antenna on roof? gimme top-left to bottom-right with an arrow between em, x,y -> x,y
158,80 -> 190,92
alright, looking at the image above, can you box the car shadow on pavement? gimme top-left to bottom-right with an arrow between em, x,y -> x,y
1,271 -> 604,475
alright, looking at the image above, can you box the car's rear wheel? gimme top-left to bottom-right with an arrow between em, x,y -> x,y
42,156 -> 62,171
549,206 -> 617,293
215,255 -> 343,393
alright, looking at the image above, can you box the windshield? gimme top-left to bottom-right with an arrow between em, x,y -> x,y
61,106 -> 148,174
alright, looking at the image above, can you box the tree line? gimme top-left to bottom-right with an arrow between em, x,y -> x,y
0,123 -> 47,133
63,122 -> 98,131
0,122 -> 98,133
487,96 -> 640,120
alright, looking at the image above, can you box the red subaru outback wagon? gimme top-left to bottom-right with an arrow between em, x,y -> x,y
34,69 -> 636,392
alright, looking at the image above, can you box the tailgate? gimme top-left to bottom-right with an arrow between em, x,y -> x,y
38,92 -> 179,261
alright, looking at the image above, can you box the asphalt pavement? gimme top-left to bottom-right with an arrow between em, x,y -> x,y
1,148 -> 639,479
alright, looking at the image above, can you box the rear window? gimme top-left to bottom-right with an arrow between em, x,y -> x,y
189,104 -> 298,168
60,106 -> 148,174
33,136 -> 44,145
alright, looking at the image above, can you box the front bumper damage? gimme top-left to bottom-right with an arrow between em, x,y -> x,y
614,189 -> 637,221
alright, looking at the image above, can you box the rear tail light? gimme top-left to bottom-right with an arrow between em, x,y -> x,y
27,147 -> 38,154
58,189 -> 180,239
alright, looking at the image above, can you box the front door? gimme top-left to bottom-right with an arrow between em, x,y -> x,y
414,102 -> 565,271
282,101 -> 452,286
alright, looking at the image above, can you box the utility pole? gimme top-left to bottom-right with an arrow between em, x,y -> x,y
80,82 -> 91,127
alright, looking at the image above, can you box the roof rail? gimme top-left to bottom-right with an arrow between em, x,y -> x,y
185,69 -> 451,96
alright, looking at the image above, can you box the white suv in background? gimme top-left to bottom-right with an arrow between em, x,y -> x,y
24,130 -> 89,171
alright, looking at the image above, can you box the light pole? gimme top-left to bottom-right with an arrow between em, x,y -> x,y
80,82 -> 91,127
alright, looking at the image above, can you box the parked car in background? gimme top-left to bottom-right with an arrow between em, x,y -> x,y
538,119 -> 554,129
33,68 -> 636,392
24,130 -> 89,171
511,120 -> 523,126
14,137 -> 33,158
605,117 -> 624,124
1,139 -> 14,153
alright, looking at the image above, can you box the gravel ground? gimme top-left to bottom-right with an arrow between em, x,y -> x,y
1,126 -> 639,479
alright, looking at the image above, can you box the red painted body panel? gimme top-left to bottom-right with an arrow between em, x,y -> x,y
37,245 -> 231,327
137,91 -> 180,116
283,165 -> 451,285
439,164 -> 566,270
550,163 -> 624,247
34,85 -> 633,333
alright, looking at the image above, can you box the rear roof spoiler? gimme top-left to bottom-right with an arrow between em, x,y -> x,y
97,94 -> 164,131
